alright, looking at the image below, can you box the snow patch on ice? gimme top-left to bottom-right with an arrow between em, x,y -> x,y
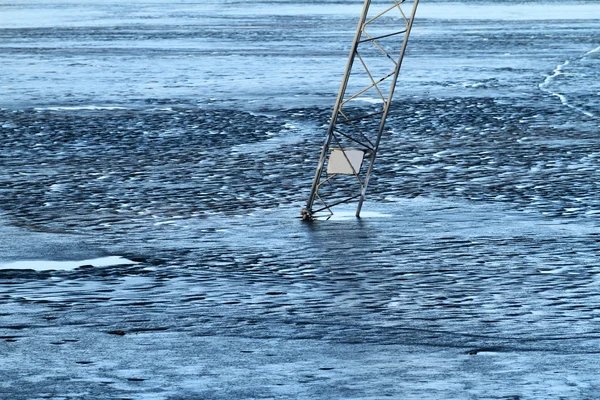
0,256 -> 138,271
354,97 -> 385,104
327,210 -> 392,221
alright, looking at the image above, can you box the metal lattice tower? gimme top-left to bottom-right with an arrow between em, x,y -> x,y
302,0 -> 420,220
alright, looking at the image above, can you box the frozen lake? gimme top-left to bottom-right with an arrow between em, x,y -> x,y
1,0 -> 600,398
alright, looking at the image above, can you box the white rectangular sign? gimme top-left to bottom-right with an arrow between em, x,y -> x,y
326,149 -> 364,175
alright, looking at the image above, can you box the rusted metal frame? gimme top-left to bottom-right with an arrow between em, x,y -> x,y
355,51 -> 388,103
355,0 -> 420,217
305,0 -> 372,215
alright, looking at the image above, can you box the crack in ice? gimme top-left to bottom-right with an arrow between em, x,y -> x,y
539,45 -> 600,120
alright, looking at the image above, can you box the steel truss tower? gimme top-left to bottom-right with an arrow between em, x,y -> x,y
302,0 -> 420,220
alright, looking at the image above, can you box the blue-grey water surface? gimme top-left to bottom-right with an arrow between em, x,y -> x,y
1,1 -> 600,398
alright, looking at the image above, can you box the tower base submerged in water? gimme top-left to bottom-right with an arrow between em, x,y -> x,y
303,0 -> 420,220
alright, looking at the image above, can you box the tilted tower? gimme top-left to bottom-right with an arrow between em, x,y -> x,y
302,0 -> 420,220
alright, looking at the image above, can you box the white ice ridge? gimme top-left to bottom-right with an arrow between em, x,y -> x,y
33,106 -> 128,111
354,97 -> 385,104
585,45 -> 600,56
0,256 -> 138,271
539,45 -> 600,119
